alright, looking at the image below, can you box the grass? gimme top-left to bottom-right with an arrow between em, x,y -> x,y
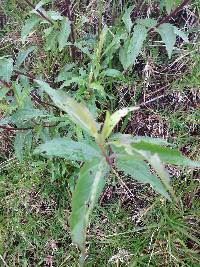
1,159 -> 199,266
0,0 -> 200,266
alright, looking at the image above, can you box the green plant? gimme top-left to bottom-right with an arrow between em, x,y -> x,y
1,1 -> 199,266
31,80 -> 199,265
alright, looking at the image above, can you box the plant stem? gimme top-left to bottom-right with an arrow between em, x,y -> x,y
0,124 -> 57,132
0,125 -> 33,131
155,0 -> 191,28
62,0 -> 76,60
23,0 -> 53,25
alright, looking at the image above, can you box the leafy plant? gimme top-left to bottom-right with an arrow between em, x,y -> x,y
0,1 -> 199,266
32,80 -> 199,265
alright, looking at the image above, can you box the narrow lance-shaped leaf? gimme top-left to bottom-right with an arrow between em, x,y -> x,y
35,80 -> 99,138
58,17 -> 71,51
34,138 -> 102,161
122,6 -> 134,33
70,158 -> 109,250
119,24 -> 147,70
147,153 -> 176,200
101,107 -> 139,140
132,141 -> 200,168
128,24 -> 148,56
0,57 -> 13,82
116,155 -> 171,199
21,15 -> 41,44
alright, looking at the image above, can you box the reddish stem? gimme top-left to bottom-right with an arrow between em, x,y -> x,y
24,0 -> 53,25
155,0 -> 191,28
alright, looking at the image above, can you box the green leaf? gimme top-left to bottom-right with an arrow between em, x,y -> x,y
147,154 -> 175,199
173,26 -> 189,42
156,23 -> 176,59
122,6 -> 134,33
101,69 -> 123,78
132,141 -> 200,167
119,24 -> 147,70
90,82 -> 105,97
70,158 -> 109,249
137,18 -> 157,28
164,0 -> 175,14
44,27 -> 58,51
47,11 -> 63,21
16,46 -> 36,67
128,24 -> 148,60
116,156 -> 171,199
58,17 -> 71,51
119,38 -> 131,70
56,63 -> 76,82
101,107 -> 139,140
14,130 -> 32,161
34,138 -> 102,161
34,0 -> 52,10
0,86 -> 9,100
21,15 -> 41,44
35,80 -> 99,138
111,134 -> 171,146
10,108 -> 48,123
0,57 -> 13,82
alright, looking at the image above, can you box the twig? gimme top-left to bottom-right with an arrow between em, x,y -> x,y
0,123 -> 58,132
139,94 -> 165,107
14,70 -> 35,80
62,0 -> 76,60
0,125 -> 33,131
155,0 -> 191,28
23,0 -> 53,25
0,79 -> 11,88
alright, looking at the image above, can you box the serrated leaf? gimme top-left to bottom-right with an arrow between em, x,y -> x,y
119,39 -> 131,70
173,26 -> 189,42
132,141 -> 200,167
56,63 -> 76,82
119,24 -> 147,70
137,18 -> 157,28
70,158 -> 109,249
35,80 -> 99,138
101,69 -> 123,78
90,82 -> 105,97
14,130 -> 32,161
122,6 -> 134,33
16,46 -> 36,67
34,138 -> 102,161
102,107 -> 139,140
0,57 -> 13,82
10,108 -> 48,123
58,17 -> 71,51
156,23 -> 176,59
21,15 -> 41,44
116,157 -> 171,199
127,24 -> 148,60
44,27 -> 58,51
